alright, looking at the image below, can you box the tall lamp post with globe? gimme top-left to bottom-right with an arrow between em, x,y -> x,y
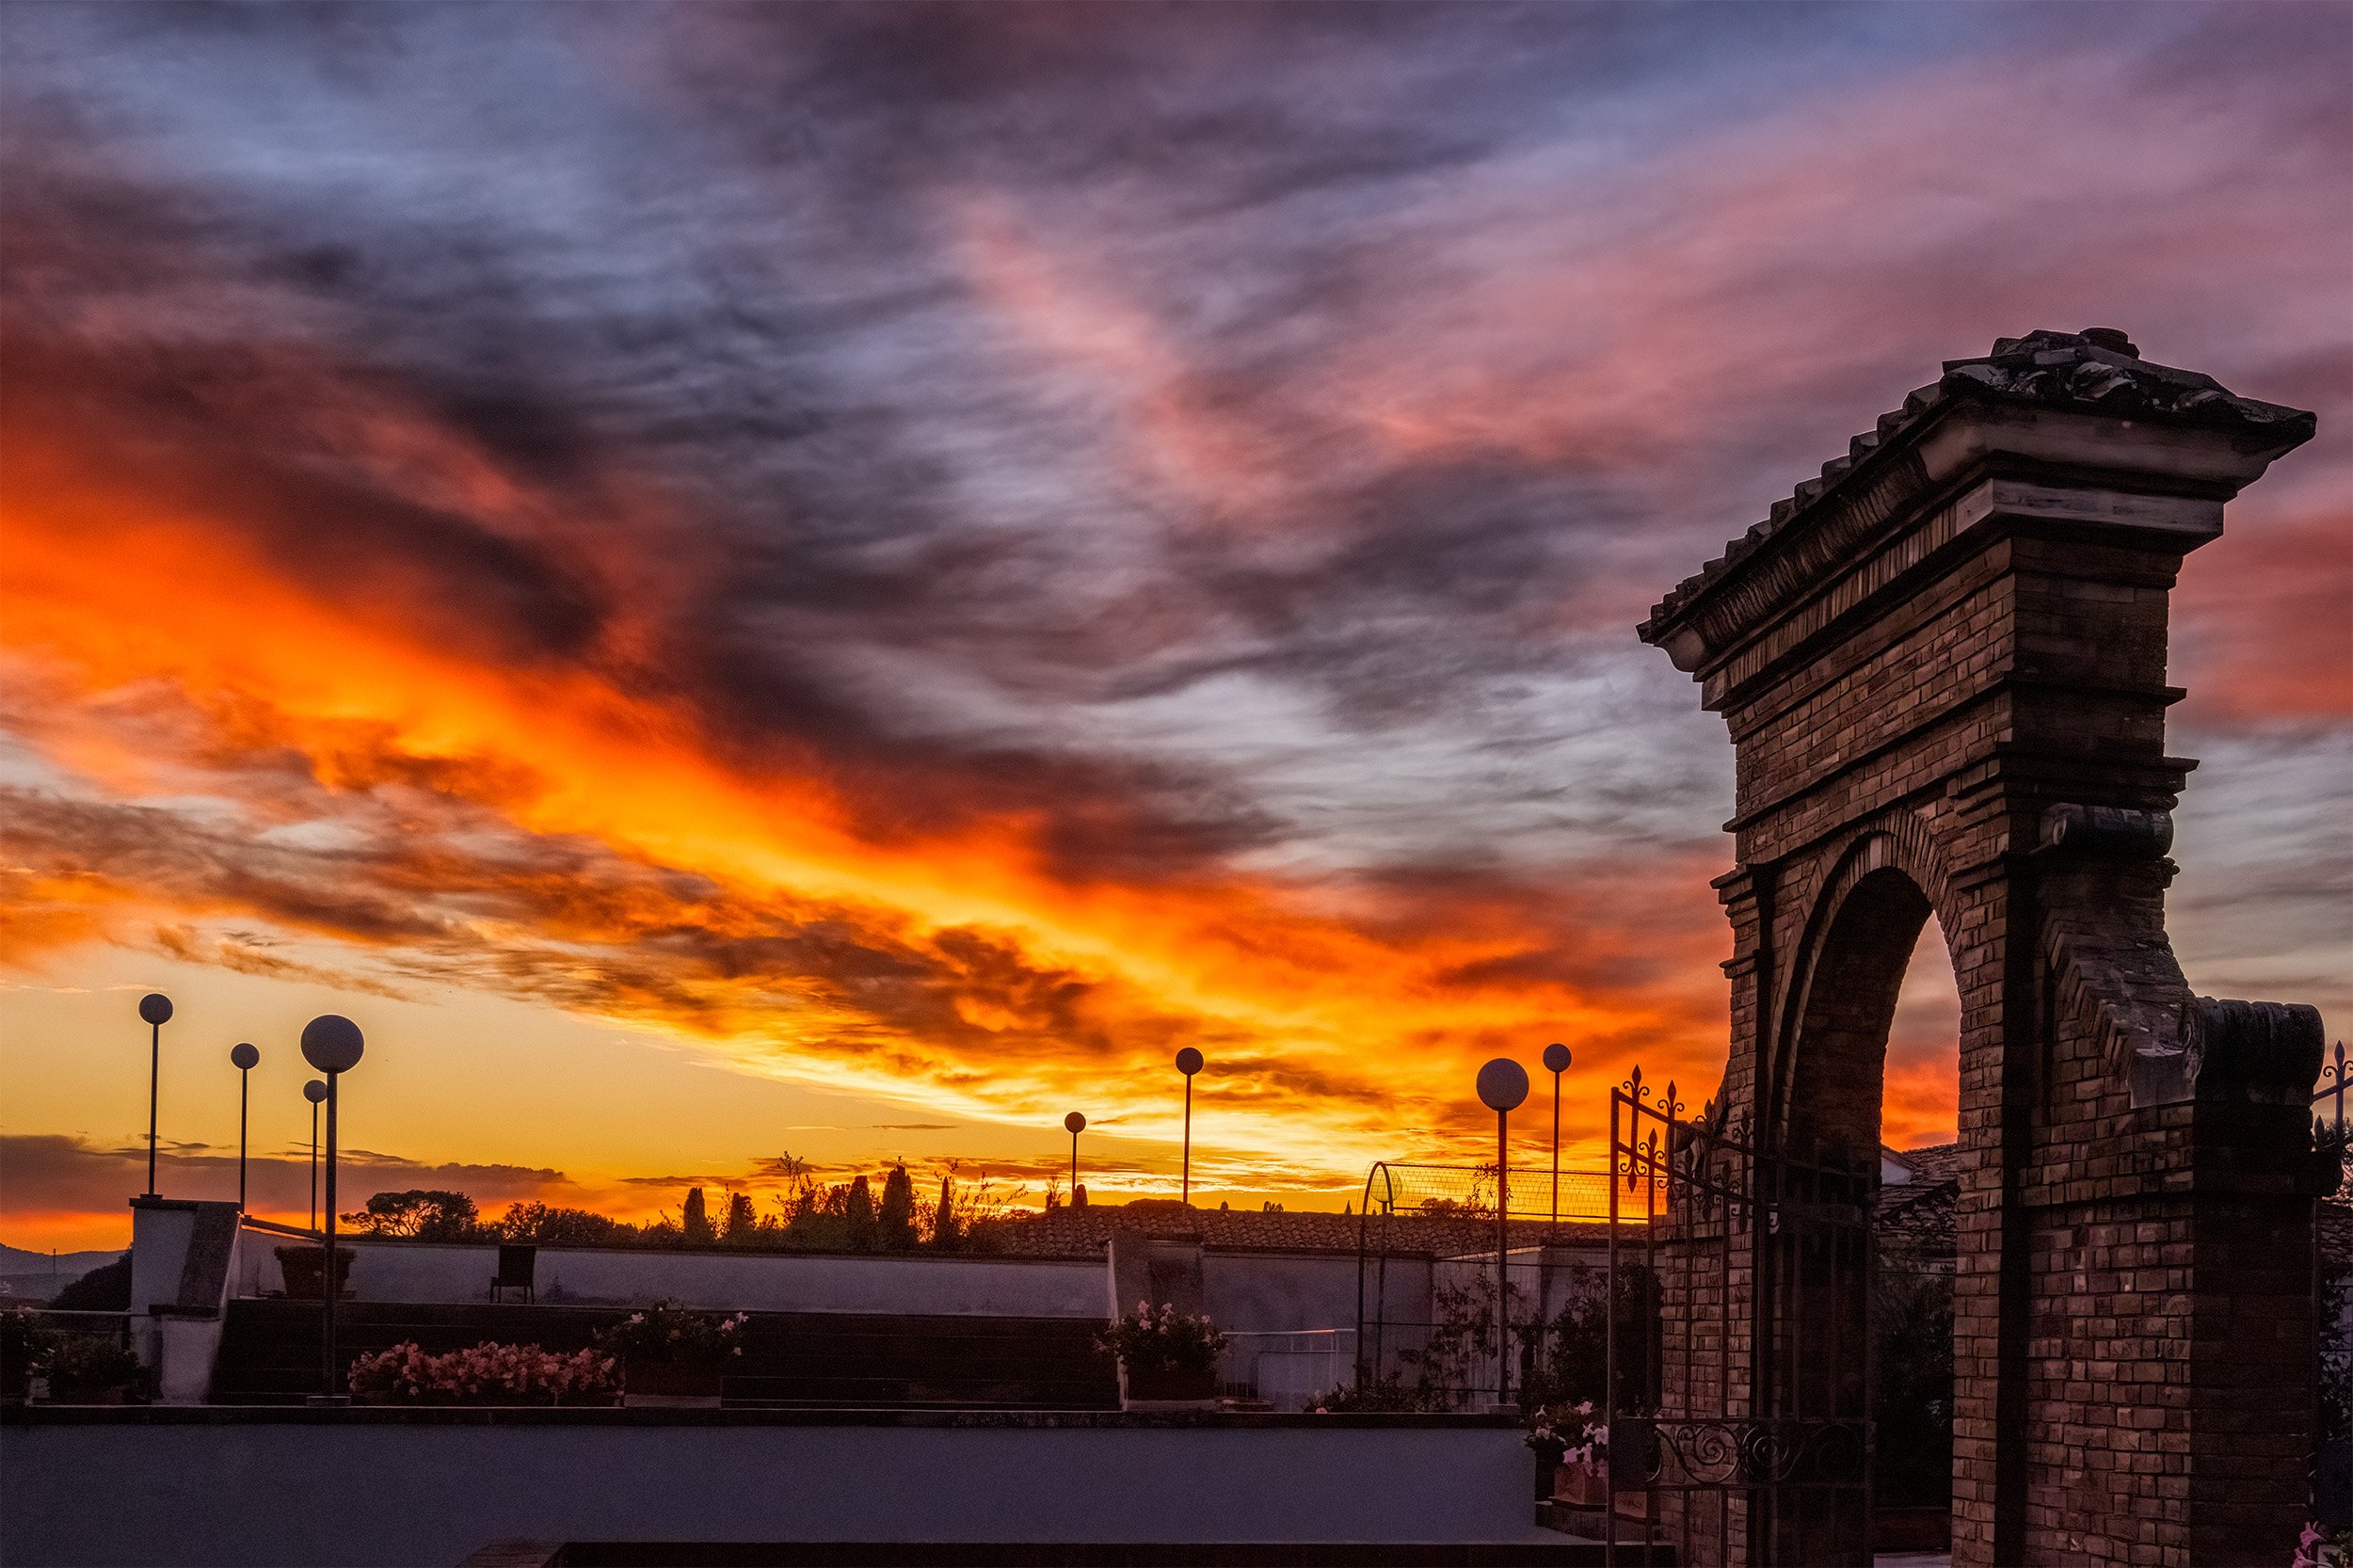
1064,1112 -> 1085,1200
1476,1056 -> 1529,1409
1543,1042 -> 1571,1234
299,1016 -> 364,1402
229,1043 -> 260,1210
137,993 -> 173,1197
1175,1048 -> 1204,1205
302,1080 -> 328,1230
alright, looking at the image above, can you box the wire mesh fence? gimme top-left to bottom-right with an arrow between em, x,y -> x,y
1358,1160 -> 1657,1226
1352,1160 -> 1663,1413
1218,1329 -> 1353,1410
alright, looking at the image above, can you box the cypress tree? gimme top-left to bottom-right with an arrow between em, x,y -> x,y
844,1175 -> 874,1250
681,1186 -> 712,1244
879,1163 -> 916,1250
724,1191 -> 757,1243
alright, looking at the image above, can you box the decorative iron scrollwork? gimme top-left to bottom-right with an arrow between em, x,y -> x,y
1614,1416 -> 1870,1489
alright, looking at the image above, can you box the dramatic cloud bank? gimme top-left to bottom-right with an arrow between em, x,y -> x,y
3,3 -> 2346,1240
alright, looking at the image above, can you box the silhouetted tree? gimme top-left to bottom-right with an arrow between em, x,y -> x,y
346,1190 -> 487,1242
498,1202 -> 640,1247
50,1256 -> 130,1312
724,1191 -> 757,1243
879,1164 -> 916,1250
681,1187 -> 713,1245
844,1175 -> 874,1250
932,1175 -> 960,1251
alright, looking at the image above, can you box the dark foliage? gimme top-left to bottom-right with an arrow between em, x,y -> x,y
346,1190 -> 490,1242
49,1256 -> 131,1312
37,1333 -> 155,1402
1515,1261 -> 1660,1416
879,1164 -> 917,1251
495,1202 -> 642,1248
1873,1266 -> 1954,1509
723,1191 -> 757,1243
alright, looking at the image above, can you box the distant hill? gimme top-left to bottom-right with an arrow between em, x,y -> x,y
0,1244 -> 127,1304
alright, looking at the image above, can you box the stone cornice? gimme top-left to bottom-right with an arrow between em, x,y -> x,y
1638,330 -> 2316,676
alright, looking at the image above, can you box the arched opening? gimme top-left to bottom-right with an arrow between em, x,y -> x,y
1877,912 -> 1961,1557
1779,866 -> 1961,1559
1783,868 -> 1933,1166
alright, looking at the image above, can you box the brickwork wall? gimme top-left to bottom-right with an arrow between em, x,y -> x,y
1652,480 -> 2318,1566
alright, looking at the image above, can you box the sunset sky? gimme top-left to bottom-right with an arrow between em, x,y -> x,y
3,3 -> 2347,1253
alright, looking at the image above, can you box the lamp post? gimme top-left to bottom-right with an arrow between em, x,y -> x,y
1175,1048 -> 1204,1205
1542,1042 -> 1571,1234
302,1080 -> 328,1229
230,1044 -> 259,1210
1476,1057 -> 1529,1410
1064,1112 -> 1085,1198
300,1016 -> 364,1403
137,994 -> 172,1197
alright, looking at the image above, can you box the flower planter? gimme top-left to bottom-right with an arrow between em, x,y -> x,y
1118,1364 -> 1219,1411
1554,1464 -> 1609,1507
622,1360 -> 724,1407
276,1245 -> 355,1301
1550,1464 -> 1649,1519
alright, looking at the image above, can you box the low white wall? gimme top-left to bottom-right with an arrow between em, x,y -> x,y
1202,1249 -> 1371,1334
1,1413 -> 1532,1566
234,1229 -> 1107,1318
128,1205 -> 195,1316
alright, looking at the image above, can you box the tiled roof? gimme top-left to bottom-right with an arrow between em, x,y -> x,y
1875,1144 -> 1960,1265
1890,1142 -> 1961,1186
1638,328 -> 2317,645
973,1202 -> 1614,1259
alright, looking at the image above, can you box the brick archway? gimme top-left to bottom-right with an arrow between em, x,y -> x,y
1638,330 -> 2328,1567
1774,844 -> 1939,1163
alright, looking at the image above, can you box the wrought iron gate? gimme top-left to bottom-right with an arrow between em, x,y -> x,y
1606,1069 -> 1876,1567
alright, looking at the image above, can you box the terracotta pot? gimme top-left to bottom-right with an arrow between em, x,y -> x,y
1554,1464 -> 1609,1506
622,1360 -> 724,1407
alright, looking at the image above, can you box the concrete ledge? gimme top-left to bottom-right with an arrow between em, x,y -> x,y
3,1404 -> 1510,1429
3,1407 -> 1537,1567
473,1544 -> 1635,1566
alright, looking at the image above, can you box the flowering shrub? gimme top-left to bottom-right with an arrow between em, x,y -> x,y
2297,1522 -> 2348,1568
29,1332 -> 155,1403
590,1300 -> 747,1368
1525,1400 -> 1607,1470
1096,1300 -> 1226,1376
1307,1373 -> 1434,1413
347,1340 -> 615,1404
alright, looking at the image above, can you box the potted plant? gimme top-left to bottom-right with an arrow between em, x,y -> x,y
2296,1522 -> 2348,1568
348,1340 -> 616,1405
592,1301 -> 745,1406
1529,1400 -> 1609,1506
34,1335 -> 155,1405
1523,1407 -> 1570,1501
275,1244 -> 356,1300
1098,1300 -> 1226,1409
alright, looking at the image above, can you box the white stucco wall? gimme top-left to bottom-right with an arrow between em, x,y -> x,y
233,1228 -> 1106,1317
